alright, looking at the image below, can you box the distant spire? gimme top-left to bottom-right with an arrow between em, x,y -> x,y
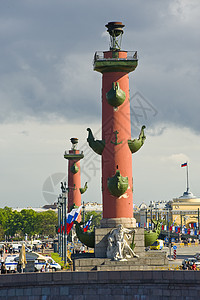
179,162 -> 196,199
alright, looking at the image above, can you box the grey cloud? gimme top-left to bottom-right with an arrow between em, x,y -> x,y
0,0 -> 200,134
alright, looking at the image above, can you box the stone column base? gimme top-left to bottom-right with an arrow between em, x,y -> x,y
100,217 -> 136,228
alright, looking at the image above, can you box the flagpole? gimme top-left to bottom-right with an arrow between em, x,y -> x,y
186,162 -> 189,193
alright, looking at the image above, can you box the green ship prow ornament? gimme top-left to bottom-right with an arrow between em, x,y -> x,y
144,220 -> 161,247
87,128 -> 105,155
74,221 -> 95,248
106,82 -> 126,107
79,182 -> 88,194
128,125 -> 146,153
107,170 -> 129,197
70,162 -> 79,174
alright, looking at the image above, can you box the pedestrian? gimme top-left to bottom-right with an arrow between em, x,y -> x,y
45,263 -> 50,272
40,265 -> 45,272
1,263 -> 7,274
192,262 -> 197,271
182,262 -> 188,270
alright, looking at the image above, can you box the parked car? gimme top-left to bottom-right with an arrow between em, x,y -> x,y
12,244 -> 31,253
34,255 -> 61,271
150,239 -> 164,250
4,255 -> 18,272
182,258 -> 200,269
194,253 -> 200,260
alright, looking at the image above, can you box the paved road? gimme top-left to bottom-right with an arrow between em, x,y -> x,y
165,244 -> 200,267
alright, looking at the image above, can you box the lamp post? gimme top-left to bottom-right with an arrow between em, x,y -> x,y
150,201 -> 153,228
58,194 -> 64,259
82,201 -> 85,226
57,195 -> 62,255
167,208 -> 172,259
61,182 -> 68,265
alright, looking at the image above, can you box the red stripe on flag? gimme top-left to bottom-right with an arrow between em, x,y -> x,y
181,163 -> 187,167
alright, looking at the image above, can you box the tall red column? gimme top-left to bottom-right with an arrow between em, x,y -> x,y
102,57 -> 133,219
88,22 -> 145,227
64,138 -> 84,221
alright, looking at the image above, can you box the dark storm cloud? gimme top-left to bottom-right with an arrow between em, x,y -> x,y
0,0 -> 200,132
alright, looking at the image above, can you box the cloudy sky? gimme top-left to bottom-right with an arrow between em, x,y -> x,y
0,0 -> 200,208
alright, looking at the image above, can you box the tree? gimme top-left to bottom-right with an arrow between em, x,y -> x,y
0,207 -> 58,239
20,209 -> 38,236
36,210 -> 57,238
0,225 -> 5,241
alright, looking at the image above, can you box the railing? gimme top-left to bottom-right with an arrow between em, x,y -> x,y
93,51 -> 138,64
172,210 -> 199,215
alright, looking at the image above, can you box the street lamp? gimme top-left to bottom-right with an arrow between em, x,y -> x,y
167,208 -> 172,259
58,194 -> 64,258
61,182 -> 68,265
82,201 -> 85,226
57,195 -> 62,255
150,201 -> 153,228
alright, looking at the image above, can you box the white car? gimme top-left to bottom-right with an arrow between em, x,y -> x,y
4,255 -> 18,271
12,244 -> 31,253
45,257 -> 61,271
34,256 -> 61,271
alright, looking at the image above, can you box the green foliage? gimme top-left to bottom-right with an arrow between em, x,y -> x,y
36,211 -> 57,238
0,207 -> 58,240
0,225 -> 5,241
50,252 -> 69,269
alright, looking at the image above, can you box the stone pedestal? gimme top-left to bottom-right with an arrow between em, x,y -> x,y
100,218 -> 136,228
72,224 -> 169,271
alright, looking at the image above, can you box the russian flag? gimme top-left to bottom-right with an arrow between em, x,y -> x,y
66,206 -> 82,234
181,162 -> 187,167
84,215 -> 93,232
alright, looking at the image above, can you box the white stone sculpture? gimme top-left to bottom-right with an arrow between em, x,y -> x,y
107,224 -> 139,260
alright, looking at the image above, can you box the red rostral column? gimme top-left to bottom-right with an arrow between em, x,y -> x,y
87,22 -> 145,227
64,138 -> 87,219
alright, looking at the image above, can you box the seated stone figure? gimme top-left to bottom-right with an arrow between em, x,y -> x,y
107,224 -> 138,260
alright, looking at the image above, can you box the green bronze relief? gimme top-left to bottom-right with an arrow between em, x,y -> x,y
106,82 -> 126,107
79,182 -> 88,194
110,130 -> 122,145
70,162 -> 79,174
87,128 -> 105,155
107,170 -> 128,197
128,125 -> 146,153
